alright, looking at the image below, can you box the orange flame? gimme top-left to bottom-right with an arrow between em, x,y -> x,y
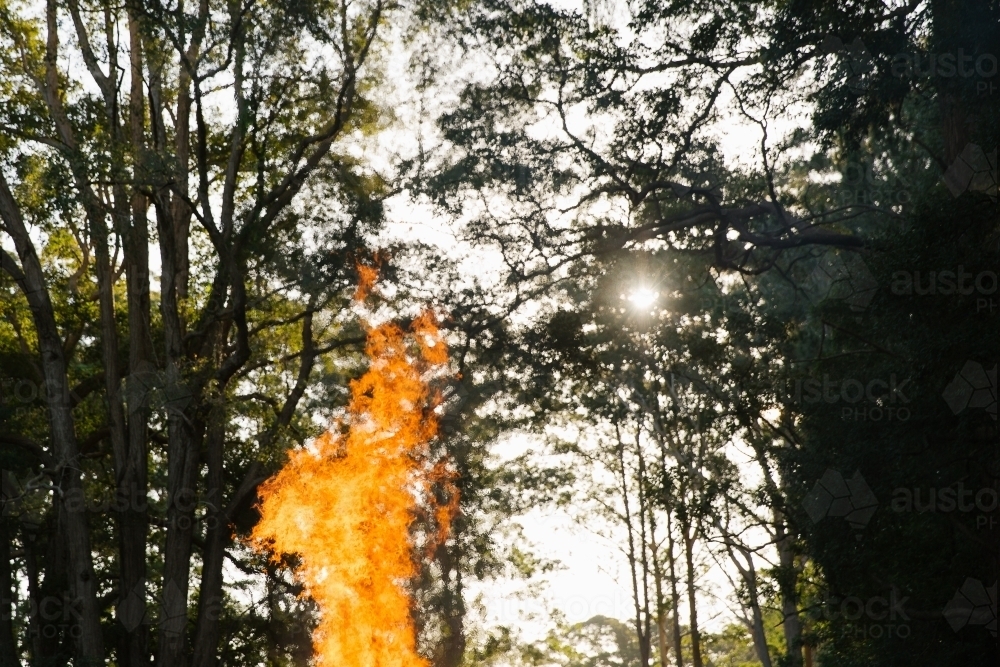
355,254 -> 382,302
251,307 -> 457,667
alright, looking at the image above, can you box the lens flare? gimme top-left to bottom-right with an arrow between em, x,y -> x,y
627,287 -> 658,308
251,287 -> 456,667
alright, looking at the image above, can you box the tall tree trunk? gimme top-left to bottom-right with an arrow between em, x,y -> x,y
743,574 -> 773,667
635,434 -> 653,667
437,540 -> 466,667
190,408 -> 226,667
0,517 -> 16,667
649,520 -> 669,667
666,510 -> 684,667
156,410 -> 202,667
23,528 -> 43,663
0,174 -> 104,665
169,0 -> 209,323
930,0 -> 974,164
748,438 -> 801,667
681,518 -> 702,667
617,426 -> 650,667
159,24 -> 254,661
112,13 -> 154,667
154,112 -> 202,667
722,537 -> 773,667
774,512 -> 803,667
155,98 -> 205,667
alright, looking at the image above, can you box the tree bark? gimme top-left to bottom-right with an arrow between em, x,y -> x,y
0,173 -> 104,665
681,515 -> 702,667
23,528 -> 43,662
0,517 -> 16,667
721,536 -> 773,667
114,12 -> 155,667
666,503 -> 684,667
649,518 -> 669,667
190,407 -> 226,667
436,540 -> 467,667
774,512 -> 803,667
635,432 -> 653,667
156,408 -> 202,667
617,425 -> 651,667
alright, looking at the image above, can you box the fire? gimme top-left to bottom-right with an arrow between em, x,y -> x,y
251,296 -> 457,667
355,258 -> 381,302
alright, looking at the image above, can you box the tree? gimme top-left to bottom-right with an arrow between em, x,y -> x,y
0,0 -> 393,664
411,1 -> 998,666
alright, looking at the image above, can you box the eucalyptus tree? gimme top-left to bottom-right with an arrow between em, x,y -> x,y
0,0 -> 397,664
412,0 -> 998,665
418,0 -> 867,292
507,247 -> 810,667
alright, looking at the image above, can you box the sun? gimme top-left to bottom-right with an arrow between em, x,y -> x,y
626,287 -> 658,308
